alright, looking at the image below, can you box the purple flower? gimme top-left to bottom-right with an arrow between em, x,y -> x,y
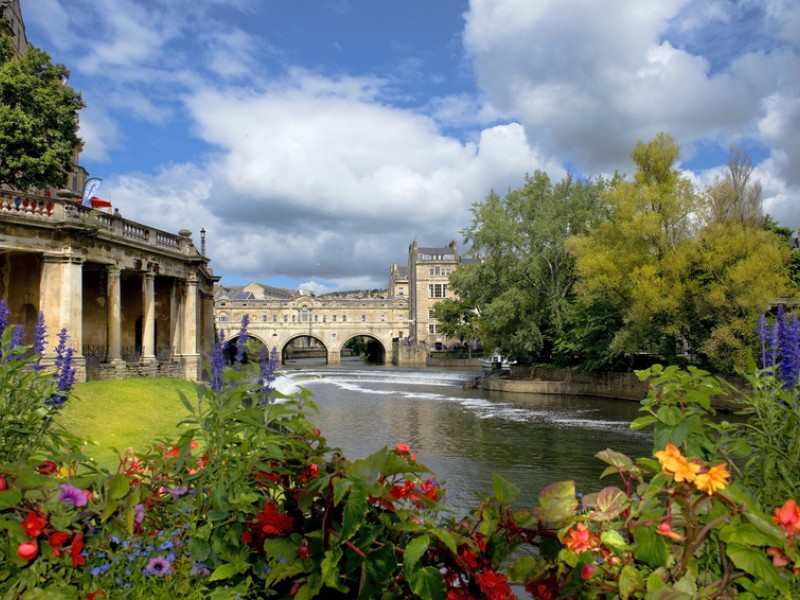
9,324 -> 23,351
31,312 -> 47,371
233,314 -> 250,369
0,299 -> 8,339
780,313 -> 800,388
144,556 -> 172,576
134,503 -> 145,524
59,483 -> 88,508
48,330 -> 75,406
164,485 -> 189,499
756,314 -> 771,371
257,345 -> 280,405
210,336 -> 226,393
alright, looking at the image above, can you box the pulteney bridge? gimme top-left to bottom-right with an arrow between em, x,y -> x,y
215,285 -> 420,365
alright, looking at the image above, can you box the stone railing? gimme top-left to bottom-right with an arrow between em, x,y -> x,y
0,191 -> 195,256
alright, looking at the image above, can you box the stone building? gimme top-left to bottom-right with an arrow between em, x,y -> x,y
0,192 -> 218,381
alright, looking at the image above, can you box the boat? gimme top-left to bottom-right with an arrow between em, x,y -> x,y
480,351 -> 515,371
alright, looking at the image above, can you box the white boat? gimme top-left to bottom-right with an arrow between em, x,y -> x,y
480,351 -> 515,370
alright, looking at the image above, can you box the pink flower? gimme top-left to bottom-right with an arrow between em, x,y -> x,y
17,541 -> 38,561
395,443 -> 411,454
59,483 -> 88,508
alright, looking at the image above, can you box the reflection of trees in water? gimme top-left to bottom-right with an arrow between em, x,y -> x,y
343,335 -> 385,363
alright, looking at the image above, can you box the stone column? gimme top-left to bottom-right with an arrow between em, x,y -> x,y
106,265 -> 124,367
180,273 -> 200,381
141,270 -> 156,364
39,254 -> 87,381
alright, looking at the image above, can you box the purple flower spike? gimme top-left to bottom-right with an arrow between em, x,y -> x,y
210,336 -> 226,392
32,312 -> 47,371
59,483 -> 88,508
233,314 -> 251,369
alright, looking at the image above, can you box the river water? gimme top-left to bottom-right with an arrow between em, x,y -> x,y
275,361 -> 653,516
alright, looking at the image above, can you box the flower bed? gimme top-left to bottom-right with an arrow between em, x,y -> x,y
2,308 -> 800,598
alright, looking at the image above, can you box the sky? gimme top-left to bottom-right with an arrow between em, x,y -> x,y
22,0 -> 800,293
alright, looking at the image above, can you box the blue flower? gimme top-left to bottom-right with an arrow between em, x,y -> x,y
233,314 -> 251,369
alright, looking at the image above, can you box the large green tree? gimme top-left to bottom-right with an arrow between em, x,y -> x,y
0,36 -> 84,190
569,133 -> 699,362
448,171 -> 608,363
684,150 -> 790,370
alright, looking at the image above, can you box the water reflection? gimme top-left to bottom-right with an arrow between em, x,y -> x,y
277,365 -> 653,514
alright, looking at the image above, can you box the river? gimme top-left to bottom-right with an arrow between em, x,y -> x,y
275,361 -> 653,515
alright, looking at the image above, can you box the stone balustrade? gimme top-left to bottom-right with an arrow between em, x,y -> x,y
0,192 -> 193,256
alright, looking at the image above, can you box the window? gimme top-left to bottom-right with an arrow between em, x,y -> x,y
332,316 -> 337,322
380,315 -> 386,322
291,315 -> 296,322
314,315 -> 318,322
361,315 -> 366,322
218,313 -> 229,322
283,315 -> 288,322
262,314 -> 268,322
428,323 -> 440,335
428,284 -> 447,298
273,315 -> 278,322
428,309 -> 435,319
301,307 -> 310,322
323,315 -> 327,322
398,287 -> 405,296
342,315 -> 347,322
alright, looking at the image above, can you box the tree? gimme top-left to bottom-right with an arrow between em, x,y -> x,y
569,133 -> 699,361
452,171 -> 608,363
0,36 -> 84,190
684,151 -> 790,370
431,297 -> 480,356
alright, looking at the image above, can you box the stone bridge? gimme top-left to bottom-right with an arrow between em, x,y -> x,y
215,292 -> 421,365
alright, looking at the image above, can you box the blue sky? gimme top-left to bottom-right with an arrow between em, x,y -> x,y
22,0 -> 800,292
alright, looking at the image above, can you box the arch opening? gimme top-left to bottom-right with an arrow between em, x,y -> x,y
282,335 -> 328,365
342,335 -> 386,365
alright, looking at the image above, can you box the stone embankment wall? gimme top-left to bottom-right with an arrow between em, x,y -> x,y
481,367 -> 649,401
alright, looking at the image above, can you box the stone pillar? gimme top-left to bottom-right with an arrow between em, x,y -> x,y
181,274 -> 200,381
106,265 -> 124,367
39,254 -> 87,381
141,270 -> 156,364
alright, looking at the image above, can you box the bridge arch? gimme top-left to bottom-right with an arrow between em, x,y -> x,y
340,333 -> 388,364
280,334 -> 329,365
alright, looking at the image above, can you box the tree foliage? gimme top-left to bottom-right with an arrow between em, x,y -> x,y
452,171 -> 609,363
0,36 -> 84,190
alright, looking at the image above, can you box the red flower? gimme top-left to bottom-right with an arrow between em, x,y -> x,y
474,568 -> 516,600
562,522 -> 598,554
395,443 -> 411,454
0,475 -> 6,491
774,499 -> 800,536
17,541 -> 38,561
21,511 -> 48,538
86,591 -> 106,599
70,532 -> 85,568
580,564 -> 597,580
38,460 -> 58,475
48,531 -> 70,556
256,502 -> 294,537
240,530 -> 254,545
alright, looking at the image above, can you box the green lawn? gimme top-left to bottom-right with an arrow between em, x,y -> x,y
55,378 -> 198,469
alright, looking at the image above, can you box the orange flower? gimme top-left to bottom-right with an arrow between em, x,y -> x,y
562,522 -> 598,554
768,546 -> 791,567
656,521 -> 686,541
694,463 -> 729,495
774,499 -> 800,536
654,443 -> 700,483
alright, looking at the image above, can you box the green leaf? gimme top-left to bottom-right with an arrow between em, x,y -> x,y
719,523 -> 781,548
409,566 -> 446,600
320,547 -> 347,593
600,529 -> 630,553
0,489 -> 22,511
534,480 -> 577,523
188,537 -> 211,562
726,543 -> 788,593
208,562 -> 245,582
108,473 -> 130,500
619,564 -> 644,600
507,556 -> 549,585
630,415 -> 658,431
340,479 -> 369,543
595,448 -> 635,471
492,472 -> 520,505
403,534 -> 430,573
588,486 -> 629,521
632,525 -> 670,568
430,528 -> 458,555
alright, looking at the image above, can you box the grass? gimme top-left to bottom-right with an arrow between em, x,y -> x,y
55,378 -> 197,469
